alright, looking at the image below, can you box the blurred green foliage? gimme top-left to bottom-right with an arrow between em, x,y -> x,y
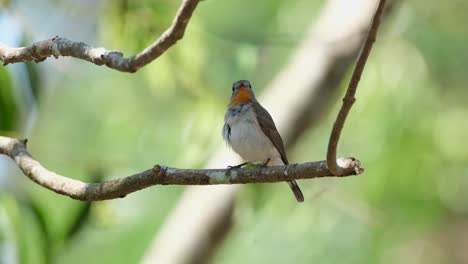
0,66 -> 17,131
1,0 -> 468,263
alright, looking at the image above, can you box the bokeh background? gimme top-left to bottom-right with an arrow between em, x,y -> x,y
1,0 -> 468,263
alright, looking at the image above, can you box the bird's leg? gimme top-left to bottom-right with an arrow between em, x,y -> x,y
243,158 -> 270,168
227,158 -> 270,170
227,161 -> 253,169
261,158 -> 271,167
239,158 -> 271,169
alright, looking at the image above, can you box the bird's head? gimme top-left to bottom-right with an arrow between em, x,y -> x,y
229,80 -> 256,107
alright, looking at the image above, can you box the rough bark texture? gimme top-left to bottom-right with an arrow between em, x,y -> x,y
0,136 -> 362,201
0,0 -> 201,72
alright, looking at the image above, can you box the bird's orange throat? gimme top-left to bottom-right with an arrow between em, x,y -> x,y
229,86 -> 252,106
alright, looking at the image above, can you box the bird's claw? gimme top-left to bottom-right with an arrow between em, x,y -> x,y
227,161 -> 252,169
227,159 -> 270,170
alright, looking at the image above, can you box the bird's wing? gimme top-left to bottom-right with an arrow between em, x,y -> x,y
253,102 -> 289,165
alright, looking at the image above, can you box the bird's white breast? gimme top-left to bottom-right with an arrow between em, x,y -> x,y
224,104 -> 283,165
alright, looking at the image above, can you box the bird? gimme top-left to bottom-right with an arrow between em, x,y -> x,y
222,80 -> 304,202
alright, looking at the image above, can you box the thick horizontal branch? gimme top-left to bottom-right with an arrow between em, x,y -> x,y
0,0 -> 201,72
0,136 -> 363,201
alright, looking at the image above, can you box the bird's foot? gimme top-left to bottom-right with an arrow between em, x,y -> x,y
249,159 -> 271,168
227,161 -> 252,169
227,159 -> 270,170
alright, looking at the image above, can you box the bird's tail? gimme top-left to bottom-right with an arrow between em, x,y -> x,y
288,180 -> 304,202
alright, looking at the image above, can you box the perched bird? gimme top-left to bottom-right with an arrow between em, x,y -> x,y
223,80 -> 304,202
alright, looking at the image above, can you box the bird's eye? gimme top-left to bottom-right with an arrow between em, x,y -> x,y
232,86 -> 235,92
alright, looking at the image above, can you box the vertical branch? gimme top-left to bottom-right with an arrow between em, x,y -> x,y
326,0 -> 387,175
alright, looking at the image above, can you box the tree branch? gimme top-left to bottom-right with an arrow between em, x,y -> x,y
0,0 -> 201,73
0,136 -> 362,201
326,0 -> 386,175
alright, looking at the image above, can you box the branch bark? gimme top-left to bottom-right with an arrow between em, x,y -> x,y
326,0 -> 386,175
0,0 -> 201,73
0,136 -> 362,201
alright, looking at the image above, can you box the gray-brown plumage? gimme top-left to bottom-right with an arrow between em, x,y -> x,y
223,80 -> 304,202
253,102 -> 304,202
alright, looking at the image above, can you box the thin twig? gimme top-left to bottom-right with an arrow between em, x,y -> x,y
326,0 -> 386,175
0,0 -> 201,73
0,136 -> 362,201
